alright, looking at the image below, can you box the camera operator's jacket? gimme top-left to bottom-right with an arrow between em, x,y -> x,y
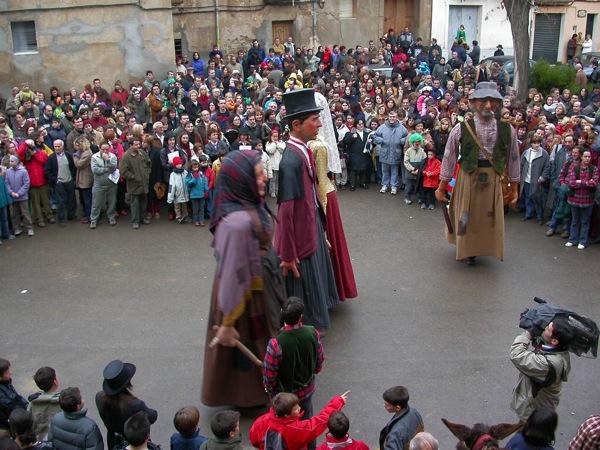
509,331 -> 571,421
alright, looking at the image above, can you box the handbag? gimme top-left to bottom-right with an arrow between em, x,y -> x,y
154,182 -> 167,200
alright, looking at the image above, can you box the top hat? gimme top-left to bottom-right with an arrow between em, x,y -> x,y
282,88 -> 322,121
470,82 -> 503,101
102,360 -> 136,395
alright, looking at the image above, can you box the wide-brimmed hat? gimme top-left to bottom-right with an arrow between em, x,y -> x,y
470,82 -> 503,101
282,88 -> 322,121
102,360 -> 136,395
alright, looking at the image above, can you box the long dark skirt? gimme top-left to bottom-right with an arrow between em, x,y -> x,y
284,213 -> 340,328
201,246 -> 285,407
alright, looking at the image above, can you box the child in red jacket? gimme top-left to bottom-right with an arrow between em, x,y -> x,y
250,391 -> 350,450
421,148 -> 442,210
316,412 -> 369,450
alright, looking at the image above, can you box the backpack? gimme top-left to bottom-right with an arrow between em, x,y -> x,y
264,429 -> 287,450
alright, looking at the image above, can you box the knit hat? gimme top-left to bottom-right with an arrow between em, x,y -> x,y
172,156 -> 183,166
9,155 -> 20,164
409,133 -> 424,145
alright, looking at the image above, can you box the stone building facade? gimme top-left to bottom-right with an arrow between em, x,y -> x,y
0,0 -> 175,97
1,0 -> 433,96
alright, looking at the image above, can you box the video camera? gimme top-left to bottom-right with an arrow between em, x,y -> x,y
519,297 -> 599,358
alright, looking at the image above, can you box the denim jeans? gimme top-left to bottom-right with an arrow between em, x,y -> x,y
380,163 -> 399,188
191,198 -> 206,222
79,187 -> 92,221
524,183 -> 543,220
1,206 -> 10,238
569,205 -> 593,246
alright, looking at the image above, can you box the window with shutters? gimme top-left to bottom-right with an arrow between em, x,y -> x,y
339,0 -> 357,18
11,21 -> 38,54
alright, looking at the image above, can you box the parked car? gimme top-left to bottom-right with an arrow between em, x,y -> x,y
481,56 -> 537,86
367,64 -> 393,78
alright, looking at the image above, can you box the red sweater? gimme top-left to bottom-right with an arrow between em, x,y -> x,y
250,396 -> 345,450
17,142 -> 50,187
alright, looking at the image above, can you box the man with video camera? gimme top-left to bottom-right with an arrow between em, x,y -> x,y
509,317 -> 575,421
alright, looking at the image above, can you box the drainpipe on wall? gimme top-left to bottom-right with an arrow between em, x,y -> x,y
215,0 -> 220,46
313,0 -> 318,43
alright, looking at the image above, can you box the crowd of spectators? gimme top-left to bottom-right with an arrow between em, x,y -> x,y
0,355 -> 598,450
0,31 -> 599,242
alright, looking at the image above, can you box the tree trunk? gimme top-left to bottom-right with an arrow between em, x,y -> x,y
504,0 -> 531,99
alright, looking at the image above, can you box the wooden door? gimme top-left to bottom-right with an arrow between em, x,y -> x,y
384,0 -> 414,38
272,21 -> 294,44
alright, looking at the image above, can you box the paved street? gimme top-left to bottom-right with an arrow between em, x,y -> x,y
1,187 -> 599,449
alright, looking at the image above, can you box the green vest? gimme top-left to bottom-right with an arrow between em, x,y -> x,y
459,119 -> 511,175
275,326 -> 318,393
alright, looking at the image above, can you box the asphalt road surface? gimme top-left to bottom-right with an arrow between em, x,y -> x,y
2,187 -> 599,449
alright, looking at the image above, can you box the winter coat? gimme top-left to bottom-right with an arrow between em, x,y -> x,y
421,157 -> 442,188
372,120 -> 408,165
0,176 -> 13,209
204,140 -> 229,162
130,98 -> 151,124
403,145 -> 426,180
505,432 -> 554,450
95,392 -> 157,450
91,152 -> 118,188
266,141 -> 285,171
343,129 -> 371,171
160,147 -> 188,182
4,164 -> 30,201
509,332 -> 571,421
28,391 -> 61,440
519,148 -> 550,196
49,409 -> 104,450
199,436 -> 242,450
17,141 -> 51,187
119,149 -> 151,195
171,429 -> 208,450
0,379 -> 28,429
168,169 -> 190,203
249,396 -> 345,450
379,406 -> 424,450
44,151 -> 77,185
186,171 -> 209,199
316,434 -> 370,450
73,149 -> 94,189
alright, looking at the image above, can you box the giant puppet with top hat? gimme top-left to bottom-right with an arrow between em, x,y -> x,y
274,88 -> 340,329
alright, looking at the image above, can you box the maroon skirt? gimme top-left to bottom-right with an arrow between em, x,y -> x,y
325,191 -> 358,301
